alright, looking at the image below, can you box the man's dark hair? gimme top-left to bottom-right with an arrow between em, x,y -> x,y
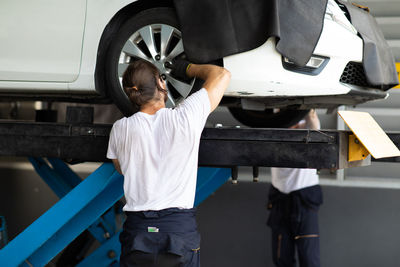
122,59 -> 167,108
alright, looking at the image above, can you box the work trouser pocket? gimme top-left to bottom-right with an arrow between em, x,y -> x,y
120,232 -> 201,267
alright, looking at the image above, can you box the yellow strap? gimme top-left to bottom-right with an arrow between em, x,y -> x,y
186,63 -> 192,73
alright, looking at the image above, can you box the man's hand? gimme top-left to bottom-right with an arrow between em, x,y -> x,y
170,59 -> 192,82
170,59 -> 231,112
305,109 -> 320,130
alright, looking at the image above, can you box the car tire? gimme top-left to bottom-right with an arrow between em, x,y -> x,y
228,107 -> 310,128
104,7 -> 200,116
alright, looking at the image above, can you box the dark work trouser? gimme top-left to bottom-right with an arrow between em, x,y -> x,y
267,185 -> 323,267
119,208 -> 200,267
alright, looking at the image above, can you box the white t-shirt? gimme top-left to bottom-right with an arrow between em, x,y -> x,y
107,89 -> 210,211
271,168 -> 319,194
271,117 -> 320,194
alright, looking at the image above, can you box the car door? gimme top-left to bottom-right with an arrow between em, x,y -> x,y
0,0 -> 86,82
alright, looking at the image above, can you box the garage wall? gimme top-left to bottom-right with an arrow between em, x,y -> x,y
358,0 -> 400,62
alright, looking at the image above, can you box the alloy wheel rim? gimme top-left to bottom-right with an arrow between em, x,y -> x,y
118,24 -> 195,107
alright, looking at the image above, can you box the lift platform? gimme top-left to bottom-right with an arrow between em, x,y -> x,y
0,108 -> 400,266
1,119 -> 400,168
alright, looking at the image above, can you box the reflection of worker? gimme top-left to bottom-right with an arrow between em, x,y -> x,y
267,110 -> 323,267
107,59 -> 230,266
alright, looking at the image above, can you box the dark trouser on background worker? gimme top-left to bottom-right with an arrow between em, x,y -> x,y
267,110 -> 322,267
267,184 -> 323,267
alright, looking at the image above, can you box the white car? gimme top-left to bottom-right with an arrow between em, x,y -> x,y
0,0 -> 395,127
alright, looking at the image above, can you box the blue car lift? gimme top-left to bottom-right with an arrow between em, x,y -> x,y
0,107 -> 399,266
0,157 -> 230,266
0,216 -> 7,249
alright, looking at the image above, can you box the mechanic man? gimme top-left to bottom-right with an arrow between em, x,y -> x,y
267,110 -> 323,267
107,59 -> 230,266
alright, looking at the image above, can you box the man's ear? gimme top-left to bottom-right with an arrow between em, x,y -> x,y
157,76 -> 166,90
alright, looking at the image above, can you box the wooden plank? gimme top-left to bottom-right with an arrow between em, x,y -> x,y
338,110 -> 400,159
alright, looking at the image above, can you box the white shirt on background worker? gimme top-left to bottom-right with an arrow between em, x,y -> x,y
271,113 -> 321,194
271,168 -> 319,194
107,88 -> 210,212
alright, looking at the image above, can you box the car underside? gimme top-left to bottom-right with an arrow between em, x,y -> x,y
0,0 -> 397,128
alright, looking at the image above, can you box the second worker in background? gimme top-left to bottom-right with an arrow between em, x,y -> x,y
267,110 -> 323,267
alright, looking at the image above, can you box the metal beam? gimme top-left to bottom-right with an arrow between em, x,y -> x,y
0,122 -> 399,168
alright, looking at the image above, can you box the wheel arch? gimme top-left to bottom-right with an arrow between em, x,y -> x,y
94,0 -> 174,98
